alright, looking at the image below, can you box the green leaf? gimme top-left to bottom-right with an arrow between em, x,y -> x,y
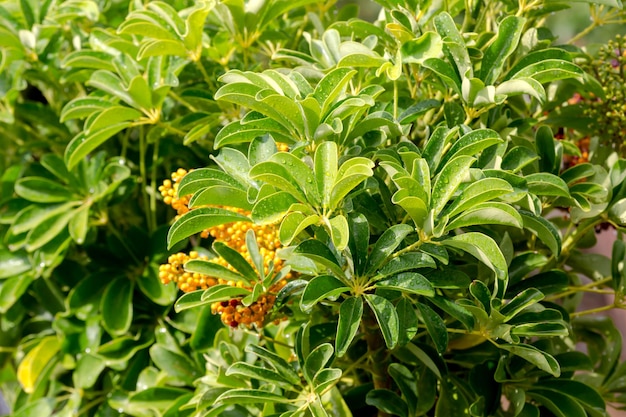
226,362 -> 293,389
376,272 -> 435,296
330,158 -> 374,209
12,399 -> 53,417
430,295 -> 475,330
176,167 -> 244,197
348,213 -> 370,276
389,364 -> 418,415
396,298 -> 418,346
0,247 -> 30,279
279,212 -> 320,246
301,275 -> 349,311
249,160 -> 307,202
365,294 -> 399,349
510,60 -> 584,84
304,343 -> 334,384
138,264 -> 178,306
501,146 -> 539,173
73,354 -> 106,389
14,177 -> 75,203
246,344 -> 301,385
494,77 -> 546,102
335,297 -> 363,357
60,96 -> 116,122
519,210 -> 562,256
431,155 -> 476,216
185,258 -> 251,285
444,202 -> 523,231
366,389 -> 409,417
499,343 -> 560,377
150,345 -> 201,385
167,207 -> 250,249
212,241 -> 258,282
328,215 -> 349,251
442,178 -> 514,218
25,210 -> 74,252
478,16 -> 525,85
293,239 -> 344,278
535,125 -> 557,174
423,58 -> 462,95
216,389 -> 292,405
366,224 -> 414,273
188,185 -> 252,211
527,389 -> 585,417
174,290 -> 208,312
500,288 -> 544,321
251,191 -> 299,225
313,67 -> 357,117
526,173 -> 570,198
313,368 -> 342,394
533,379 -> 605,411
65,122 -> 133,170
69,204 -> 90,244
442,232 -> 508,297
401,31 -> 443,65
200,284 -> 251,303
417,303 -> 448,354
439,129 -> 502,170
378,252 -> 437,277
315,141 -> 338,210
101,277 -> 133,336
435,379 -> 470,417
434,12 -> 472,78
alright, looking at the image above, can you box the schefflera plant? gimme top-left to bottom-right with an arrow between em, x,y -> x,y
163,53 -> 621,415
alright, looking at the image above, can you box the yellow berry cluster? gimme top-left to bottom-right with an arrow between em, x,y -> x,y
159,168 -> 293,329
158,168 -> 191,216
159,251 -> 220,292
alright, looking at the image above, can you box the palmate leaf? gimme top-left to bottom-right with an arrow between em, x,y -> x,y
431,155 -> 476,216
177,167 -> 245,197
444,202 -> 523,232
442,177 -> 514,218
437,128 -> 502,170
246,345 -> 301,386
519,210 -> 562,256
434,12 -> 472,79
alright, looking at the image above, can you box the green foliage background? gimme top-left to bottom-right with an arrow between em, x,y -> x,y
0,0 -> 626,416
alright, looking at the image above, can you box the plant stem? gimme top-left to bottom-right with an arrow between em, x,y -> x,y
571,303 -> 623,318
150,138 -> 160,233
138,126 -> 153,234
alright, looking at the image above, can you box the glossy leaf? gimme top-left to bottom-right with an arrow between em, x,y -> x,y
364,294 -> 399,349
376,272 -> 435,296
17,336 -> 60,394
479,16 -> 525,85
226,362 -> 293,389
14,177 -> 75,203
246,344 -> 301,385
442,178 -> 514,218
417,303 -> 448,354
304,343 -> 334,384
444,202 -> 523,231
101,277 -> 133,336
499,343 -> 560,377
431,155 -> 475,216
301,275 -> 349,311
366,389 -> 409,417
442,232 -> 508,297
519,210 -> 562,256
378,252 -> 437,277
167,207 -> 250,249
185,259 -> 250,285
150,345 -> 201,385
366,224 -> 414,273
251,191 -> 299,225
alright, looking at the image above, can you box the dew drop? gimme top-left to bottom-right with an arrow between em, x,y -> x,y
158,327 -> 167,333
85,348 -> 91,354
